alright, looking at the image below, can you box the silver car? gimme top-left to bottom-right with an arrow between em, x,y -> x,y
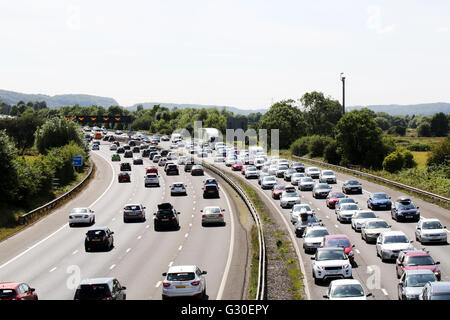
303,226 -> 329,253
261,176 -> 277,189
336,203 -> 360,223
201,206 -> 225,226
162,265 -> 207,299
398,269 -> 437,300
280,188 -> 301,208
305,167 -> 320,179
291,173 -> 305,186
419,281 -> 450,300
298,177 -> 315,191
312,183 -> 332,199
351,210 -> 377,232
415,218 -> 447,244
69,207 -> 95,227
319,170 -> 337,184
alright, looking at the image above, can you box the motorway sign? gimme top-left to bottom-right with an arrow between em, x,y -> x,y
72,155 -> 83,166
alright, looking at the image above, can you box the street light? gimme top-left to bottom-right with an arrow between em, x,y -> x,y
340,73 -> 346,114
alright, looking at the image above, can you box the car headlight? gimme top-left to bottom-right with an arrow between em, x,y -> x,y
344,264 -> 351,269
315,264 -> 324,271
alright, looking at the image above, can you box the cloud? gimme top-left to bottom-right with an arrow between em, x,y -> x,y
435,26 -> 450,33
366,5 -> 396,34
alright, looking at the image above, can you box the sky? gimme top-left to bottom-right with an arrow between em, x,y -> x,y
1,0 -> 449,109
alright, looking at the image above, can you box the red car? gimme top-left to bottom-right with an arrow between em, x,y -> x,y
321,235 -> 355,265
0,282 -> 38,300
231,161 -> 243,171
113,141 -> 120,147
146,166 -> 158,174
326,192 -> 347,209
396,250 -> 441,280
118,172 -> 131,183
272,185 -> 286,199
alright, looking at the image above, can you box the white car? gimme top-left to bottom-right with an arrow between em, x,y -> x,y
214,155 -> 225,162
167,152 -> 177,160
245,167 -> 259,179
225,157 -> 237,166
351,210 -> 377,232
303,226 -> 330,253
376,231 -> 414,262
177,156 -> 188,165
277,158 -> 289,166
170,182 -> 187,196
280,188 -> 301,208
415,218 -> 447,244
268,165 -> 278,176
261,176 -> 277,189
109,144 -> 118,151
290,204 -> 314,224
270,156 -> 280,164
291,173 -> 305,186
312,247 -> 352,284
161,265 -> 207,299
254,157 -> 265,170
361,218 -> 391,243
337,203 -> 361,223
144,173 -> 160,187
319,170 -> 337,184
298,177 -> 315,191
305,167 -> 320,179
69,207 -> 95,226
275,165 -> 289,178
324,279 -> 372,300
201,206 -> 225,226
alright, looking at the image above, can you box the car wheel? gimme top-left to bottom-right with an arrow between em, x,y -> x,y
92,217 -> 95,225
69,223 -> 74,227
85,246 -> 90,252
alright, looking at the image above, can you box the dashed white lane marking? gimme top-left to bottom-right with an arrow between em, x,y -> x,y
168,261 -> 173,267
381,288 -> 388,296
146,225 -> 150,229
355,249 -> 360,254
317,208 -> 320,211
178,245 -> 182,251
112,218 -> 116,221
155,281 -> 161,288
72,250 -> 78,255
192,214 -> 194,218
335,224 -> 339,228
326,216 -> 330,219
137,235 -> 142,240
49,267 -> 56,273
126,248 -> 131,253
189,223 -> 192,227
110,264 -> 116,270
185,233 -> 189,238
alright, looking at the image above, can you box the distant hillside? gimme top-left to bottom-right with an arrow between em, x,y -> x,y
0,89 -> 118,108
129,102 -> 267,115
347,103 -> 450,116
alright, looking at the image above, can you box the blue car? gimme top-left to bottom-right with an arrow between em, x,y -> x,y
367,192 -> 392,210
391,196 -> 420,222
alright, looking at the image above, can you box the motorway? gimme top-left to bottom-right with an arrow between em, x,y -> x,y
0,139 -> 242,300
176,141 -> 450,300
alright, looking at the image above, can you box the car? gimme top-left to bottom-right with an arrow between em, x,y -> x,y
283,168 -> 298,181
166,163 -> 179,175
129,140 -> 136,147
419,281 -> 450,300
290,203 -> 314,224
214,155 -> 225,163
184,161 -> 194,172
268,164 -> 278,176
149,151 -> 159,160
290,173 -> 305,186
312,183 -> 332,199
319,170 -> 336,184
275,165 -> 289,178
203,183 -> 219,198
0,282 -> 38,300
280,187 -> 301,208
311,247 -> 352,284
113,141 -> 120,147
277,158 -> 289,166
351,210 -> 377,231
258,172 -> 270,185
361,219 -> 392,243
167,152 -> 178,160
298,177 -> 315,191
92,144 -> 100,150
153,203 -> 180,231
123,144 -> 131,150
146,166 -> 158,174
398,269 -> 437,300
69,207 -> 95,227
295,214 -> 322,238
367,192 -> 392,210
335,197 -> 357,214
116,147 -> 125,154
324,279 -> 372,300
336,203 -> 360,223
92,140 -> 100,146
160,149 -> 169,157
144,173 -> 160,187
74,278 -> 126,300
111,154 -> 121,162
342,180 -> 362,194
170,182 -> 187,196
85,227 -> 114,251
396,250 -> 441,280
326,192 -> 346,209
158,157 -> 168,167
133,155 -> 143,165
115,130 -> 123,135
376,231 -> 414,262
305,167 -> 320,179
231,160 -> 244,171
123,203 -> 146,222
201,206 -> 225,226
142,149 -> 151,157
291,162 -> 305,173
132,146 -> 140,153
254,157 -> 266,170
191,165 -> 204,176
272,185 -> 286,200
303,225 -> 330,253
152,155 -> 161,163
178,156 -> 188,165
120,162 -> 131,171
110,144 -> 118,151
391,196 -> 420,222
415,218 -> 447,244
261,176 -> 277,189
118,172 -> 131,183
225,156 -> 237,166
245,166 -> 259,179
321,235 -> 355,266
203,178 -> 218,187
124,150 -> 133,158
161,265 -> 207,300
161,135 -> 169,141
170,143 -> 178,149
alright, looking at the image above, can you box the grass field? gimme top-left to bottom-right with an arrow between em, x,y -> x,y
411,151 -> 429,168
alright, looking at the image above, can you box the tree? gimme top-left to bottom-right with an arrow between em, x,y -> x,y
0,130 -> 19,203
417,122 -> 432,137
35,118 -> 85,154
258,100 -> 306,150
0,113 -> 44,154
427,137 -> 450,167
136,104 -> 144,112
430,112 -> 449,137
374,117 -> 391,131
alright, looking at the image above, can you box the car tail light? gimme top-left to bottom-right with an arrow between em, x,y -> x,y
101,296 -> 113,300
202,214 -> 206,218
69,215 -> 73,219
162,282 -> 171,288
191,280 -> 200,286
84,215 -> 89,218
103,236 -> 107,240
219,213 -> 223,217
172,216 -> 177,220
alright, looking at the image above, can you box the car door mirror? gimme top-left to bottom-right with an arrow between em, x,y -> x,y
201,271 -> 207,275
310,257 -> 315,260
177,212 -> 181,215
436,261 -> 440,265
30,288 -> 35,293
366,293 -> 373,297
111,232 -> 114,235
121,286 -> 127,290
162,272 -> 167,276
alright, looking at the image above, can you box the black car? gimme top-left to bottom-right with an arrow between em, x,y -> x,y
149,151 -> 158,160
153,203 -> 180,231
123,144 -> 131,150
295,215 -> 322,237
142,149 -> 151,157
184,162 -> 194,172
108,135 -> 116,142
203,184 -> 219,198
132,146 -> 140,153
116,147 -> 125,154
342,180 -> 362,194
166,164 -> 179,175
120,162 -> 131,171
129,140 -> 136,147
160,149 -> 169,157
124,150 -> 133,158
291,162 -> 305,173
85,228 -> 114,251
74,278 -> 126,300
391,196 -> 420,222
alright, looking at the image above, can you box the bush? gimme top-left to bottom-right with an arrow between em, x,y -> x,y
407,143 -> 432,152
427,137 -> 450,167
324,141 -> 341,164
46,142 -> 87,185
382,149 -> 417,173
35,118 -> 85,154
417,122 -> 432,137
308,135 -> 334,157
388,126 -> 406,136
290,136 -> 311,157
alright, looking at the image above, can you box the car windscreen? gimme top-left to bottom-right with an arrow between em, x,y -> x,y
316,184 -> 331,189
306,229 -> 329,238
293,205 -> 312,212
87,230 -> 106,237
373,193 -> 389,199
264,177 -> 276,182
330,193 -> 345,198
398,202 -> 416,210
322,171 -> 334,176
422,221 -> 443,229
167,272 -> 196,281
341,204 -> 359,211
355,212 -> 377,219
338,199 -> 355,204
366,221 -> 389,229
302,178 -> 314,182
283,191 -> 298,197
71,208 -> 89,213
278,165 -> 289,170
76,284 -> 111,299
331,284 -> 364,298
404,256 -> 435,266
406,274 -> 437,287
316,250 -> 346,261
205,207 -> 221,214
308,168 -> 319,172
326,238 -> 351,247
274,185 -> 286,190
0,289 -> 16,298
347,180 -> 359,185
431,294 -> 450,300
384,235 -> 409,244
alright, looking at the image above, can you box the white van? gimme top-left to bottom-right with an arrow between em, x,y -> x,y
254,157 -> 266,170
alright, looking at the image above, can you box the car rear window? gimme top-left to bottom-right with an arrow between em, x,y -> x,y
0,289 -> 16,298
167,272 -> 195,281
87,230 -> 106,237
205,185 -> 218,190
72,208 -> 89,213
125,205 -> 140,210
76,284 -> 111,300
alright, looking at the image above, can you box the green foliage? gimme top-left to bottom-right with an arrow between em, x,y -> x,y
417,122 -> 432,137
382,149 -> 417,173
290,136 -> 311,157
375,117 -> 391,130
430,112 -> 449,137
35,118 -> 85,154
388,125 -> 406,136
427,136 -> 450,167
407,143 -> 432,152
308,135 -> 334,157
323,140 -> 341,164
0,131 -> 19,203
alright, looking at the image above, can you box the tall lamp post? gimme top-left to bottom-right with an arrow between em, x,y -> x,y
340,72 -> 346,114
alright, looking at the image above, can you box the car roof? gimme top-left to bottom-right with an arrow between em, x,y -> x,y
404,269 -> 435,276
330,279 -> 362,286
79,278 -> 114,285
325,234 -> 350,240
381,230 -> 406,236
428,282 -> 450,292
317,246 -> 345,252
420,218 -> 441,223
307,226 -> 327,231
124,203 -> 143,207
0,282 -> 21,289
167,265 -> 197,273
88,227 -> 109,231
403,250 -> 430,257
